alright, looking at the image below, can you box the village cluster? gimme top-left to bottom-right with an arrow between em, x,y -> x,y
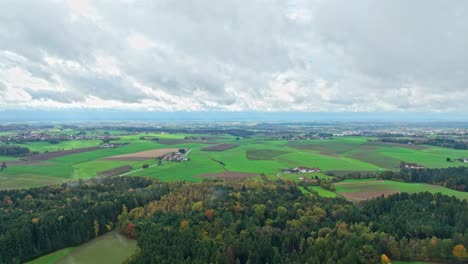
160,149 -> 189,162
0,132 -> 118,144
282,166 -> 321,174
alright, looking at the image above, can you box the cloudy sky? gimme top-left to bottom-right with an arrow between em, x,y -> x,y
0,0 -> 467,113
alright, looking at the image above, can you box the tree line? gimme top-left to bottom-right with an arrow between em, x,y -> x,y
0,145 -> 30,157
377,166 -> 468,191
379,137 -> 468,150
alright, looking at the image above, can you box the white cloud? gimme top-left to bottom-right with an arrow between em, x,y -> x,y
127,33 -> 157,51
94,55 -> 120,76
66,0 -> 100,22
0,0 -> 467,113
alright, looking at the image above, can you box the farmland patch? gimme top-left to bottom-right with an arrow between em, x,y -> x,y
103,148 -> 181,161
335,178 -> 468,201
339,190 -> 400,201
202,144 -> 239,152
6,146 -> 103,166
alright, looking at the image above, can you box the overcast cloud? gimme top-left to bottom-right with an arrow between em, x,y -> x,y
0,0 -> 467,112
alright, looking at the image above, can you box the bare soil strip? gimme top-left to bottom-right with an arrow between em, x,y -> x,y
201,144 -> 239,152
198,171 -> 259,179
97,165 -> 132,177
103,148 -> 181,161
338,190 -> 400,201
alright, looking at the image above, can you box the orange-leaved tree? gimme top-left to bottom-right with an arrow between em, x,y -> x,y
453,244 -> 468,258
381,254 -> 391,264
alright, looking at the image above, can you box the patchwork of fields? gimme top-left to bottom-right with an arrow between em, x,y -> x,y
1,133 -> 468,197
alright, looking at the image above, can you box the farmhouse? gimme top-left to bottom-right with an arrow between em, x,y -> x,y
400,162 -> 424,169
283,167 -> 321,173
161,152 -> 188,162
457,158 -> 468,163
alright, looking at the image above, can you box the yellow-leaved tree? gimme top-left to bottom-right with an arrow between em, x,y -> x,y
453,244 -> 468,258
380,254 -> 391,264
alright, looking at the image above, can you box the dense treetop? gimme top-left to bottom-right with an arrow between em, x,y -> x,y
1,177 -> 468,264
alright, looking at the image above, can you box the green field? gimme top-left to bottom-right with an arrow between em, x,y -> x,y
12,140 -> 103,153
297,186 -> 338,198
335,178 -> 468,200
27,232 -> 136,264
310,186 -> 339,198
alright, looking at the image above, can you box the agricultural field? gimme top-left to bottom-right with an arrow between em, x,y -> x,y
335,178 -> 468,201
288,137 -> 468,170
27,232 -> 136,264
1,131 -> 467,190
299,185 -> 339,198
103,148 -> 180,161
15,140 -> 103,153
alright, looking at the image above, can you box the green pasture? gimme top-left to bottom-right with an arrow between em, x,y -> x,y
310,186 -> 338,198
0,155 -> 19,161
335,178 -> 468,200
